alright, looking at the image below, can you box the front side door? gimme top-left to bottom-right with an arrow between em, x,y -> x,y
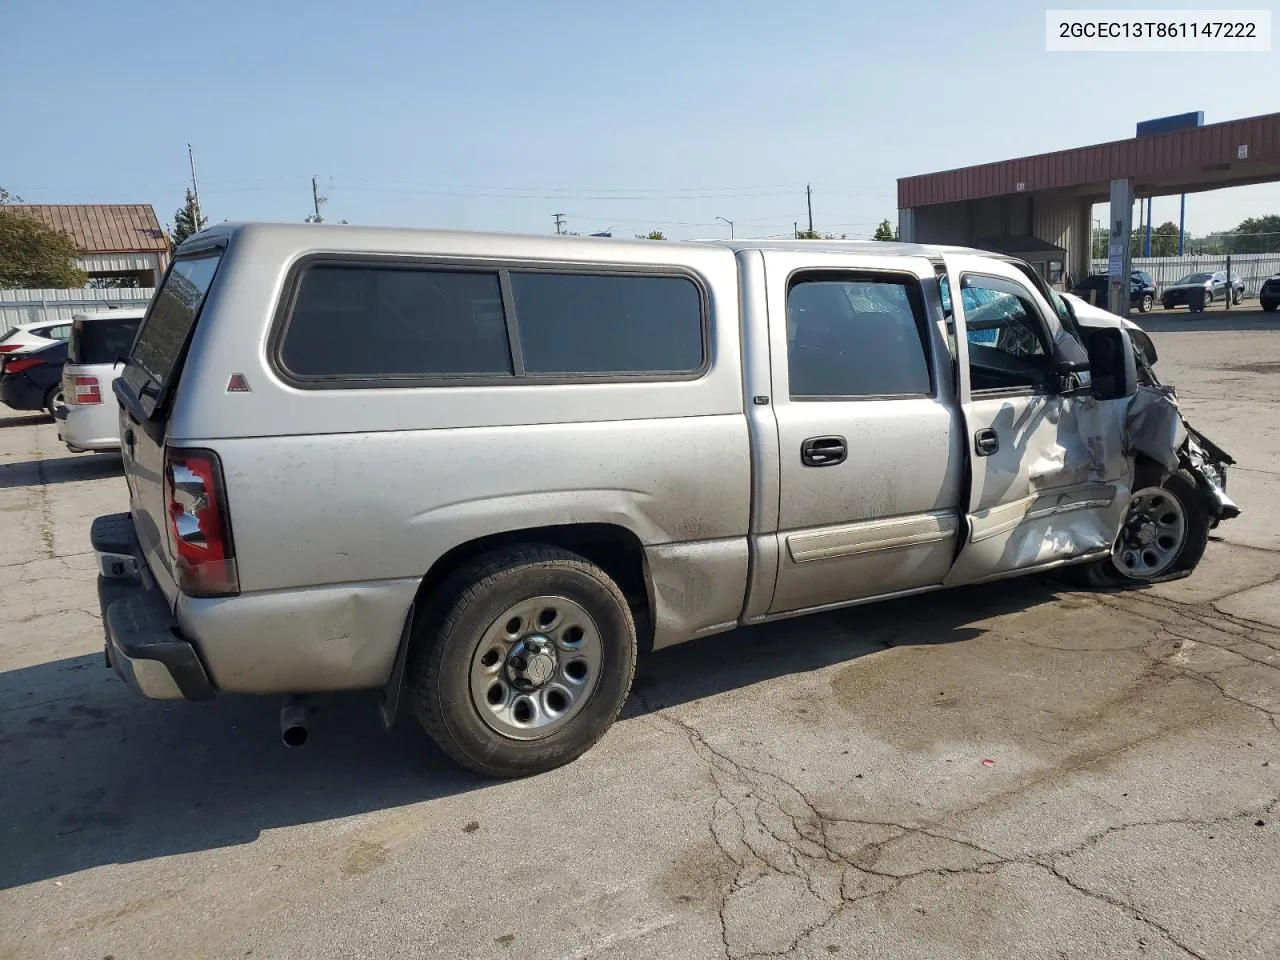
766,252 -> 965,615
940,254 -> 1130,587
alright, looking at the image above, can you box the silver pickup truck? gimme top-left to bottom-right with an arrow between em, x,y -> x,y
92,224 -> 1236,778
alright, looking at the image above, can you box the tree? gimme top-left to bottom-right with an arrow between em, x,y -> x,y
1149,221 -> 1180,257
873,219 -> 896,241
636,230 -> 665,240
0,212 -> 88,288
0,186 -> 21,205
795,230 -> 845,240
170,188 -> 207,247
1226,215 -> 1280,254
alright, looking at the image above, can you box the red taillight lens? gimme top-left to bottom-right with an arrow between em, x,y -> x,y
0,343 -> 22,353
3,356 -> 42,374
73,375 -> 102,404
163,447 -> 239,597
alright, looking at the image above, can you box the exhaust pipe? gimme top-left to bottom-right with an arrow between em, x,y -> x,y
280,695 -> 311,747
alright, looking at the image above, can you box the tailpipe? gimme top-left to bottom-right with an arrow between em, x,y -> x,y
280,696 -> 311,747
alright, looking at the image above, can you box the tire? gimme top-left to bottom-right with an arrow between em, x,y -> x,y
409,545 -> 637,778
1070,470 -> 1210,588
1232,289 -> 1243,305
1263,302 -> 1279,313
1139,294 -> 1153,313
43,385 -> 64,419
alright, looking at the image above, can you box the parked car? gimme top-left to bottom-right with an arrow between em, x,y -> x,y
57,309 -> 147,452
1071,271 -> 1156,313
0,339 -> 68,416
0,320 -> 72,373
1260,273 -> 1280,312
91,224 -> 1238,778
1161,270 -> 1245,310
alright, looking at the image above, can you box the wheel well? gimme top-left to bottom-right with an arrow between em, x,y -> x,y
1133,454 -> 1168,492
411,523 -> 654,648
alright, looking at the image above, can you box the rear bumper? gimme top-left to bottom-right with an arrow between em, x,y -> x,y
92,512 -> 215,701
61,400 -> 122,452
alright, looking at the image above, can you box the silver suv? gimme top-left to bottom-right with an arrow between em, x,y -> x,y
92,224 -> 1237,777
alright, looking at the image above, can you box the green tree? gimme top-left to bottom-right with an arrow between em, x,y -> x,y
1226,215 -> 1280,254
795,230 -> 845,240
1148,221 -> 1180,257
636,230 -> 666,240
873,218 -> 896,241
0,186 -> 21,205
170,188 -> 207,247
0,211 -> 88,288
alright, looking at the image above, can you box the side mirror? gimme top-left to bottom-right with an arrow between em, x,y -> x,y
1075,327 -> 1137,401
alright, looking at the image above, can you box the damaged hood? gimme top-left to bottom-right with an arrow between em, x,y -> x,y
1060,291 -> 1158,364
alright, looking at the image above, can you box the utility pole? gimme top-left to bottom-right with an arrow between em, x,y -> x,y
806,184 -> 813,235
794,221 -> 798,239
553,213 -> 566,235
187,143 -> 202,225
310,176 -> 326,223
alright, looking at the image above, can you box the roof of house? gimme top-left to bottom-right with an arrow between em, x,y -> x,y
1,204 -> 168,253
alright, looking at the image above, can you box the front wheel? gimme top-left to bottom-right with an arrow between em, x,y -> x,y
1139,294 -> 1153,313
409,545 -> 637,778
1232,289 -> 1243,305
1071,471 -> 1210,588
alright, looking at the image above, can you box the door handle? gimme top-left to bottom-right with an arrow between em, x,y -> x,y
974,428 -> 999,457
801,436 -> 847,467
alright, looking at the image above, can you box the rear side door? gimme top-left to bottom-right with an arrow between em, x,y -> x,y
765,251 -> 965,615
116,248 -> 225,605
940,254 -> 1130,586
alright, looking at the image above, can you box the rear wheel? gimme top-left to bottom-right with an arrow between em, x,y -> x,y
1263,302 -> 1279,313
1070,470 -> 1209,588
409,545 -> 637,778
43,385 -> 64,419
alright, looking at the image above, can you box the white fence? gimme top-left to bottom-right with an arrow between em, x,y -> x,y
1089,253 -> 1280,295
0,288 -> 155,334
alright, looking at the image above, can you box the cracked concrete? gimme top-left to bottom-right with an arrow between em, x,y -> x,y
4,318 -> 1280,960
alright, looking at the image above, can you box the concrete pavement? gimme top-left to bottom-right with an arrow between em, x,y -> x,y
3,314 -> 1280,959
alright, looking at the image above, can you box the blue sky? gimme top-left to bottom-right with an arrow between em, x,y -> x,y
3,0 -> 1277,240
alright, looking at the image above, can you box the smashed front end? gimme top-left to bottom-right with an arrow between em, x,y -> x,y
1130,337 -> 1240,529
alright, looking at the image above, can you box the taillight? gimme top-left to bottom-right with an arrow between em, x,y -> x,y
163,447 -> 239,597
73,375 -> 102,404
0,343 -> 22,353
3,356 -> 42,375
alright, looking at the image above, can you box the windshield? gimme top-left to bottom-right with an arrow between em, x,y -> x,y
121,252 -> 222,411
1176,273 -> 1212,284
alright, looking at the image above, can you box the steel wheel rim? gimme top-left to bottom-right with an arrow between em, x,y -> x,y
48,390 -> 65,417
1112,486 -> 1188,580
469,594 -> 603,741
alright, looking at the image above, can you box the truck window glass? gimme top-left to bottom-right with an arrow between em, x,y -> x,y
786,275 -> 932,399
71,317 -> 143,365
510,272 -> 703,375
124,253 -> 222,398
960,275 -> 1051,392
280,265 -> 513,378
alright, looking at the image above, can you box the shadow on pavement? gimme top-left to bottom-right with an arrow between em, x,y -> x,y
1139,309 -> 1278,335
0,413 -> 52,429
0,453 -> 123,490
0,576 -> 1060,890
